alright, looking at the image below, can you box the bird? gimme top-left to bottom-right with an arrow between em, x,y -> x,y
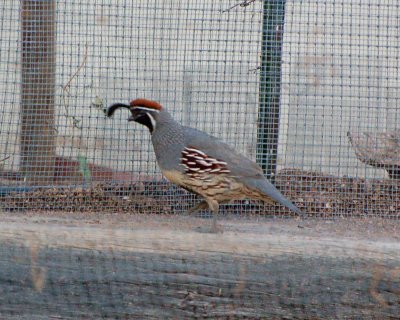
107,98 -> 305,232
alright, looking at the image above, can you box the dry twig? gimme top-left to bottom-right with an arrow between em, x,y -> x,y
222,0 -> 257,13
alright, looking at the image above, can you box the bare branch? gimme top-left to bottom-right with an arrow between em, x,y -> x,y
62,44 -> 89,130
222,0 -> 257,13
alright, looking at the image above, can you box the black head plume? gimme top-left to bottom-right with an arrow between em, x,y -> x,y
106,103 -> 131,117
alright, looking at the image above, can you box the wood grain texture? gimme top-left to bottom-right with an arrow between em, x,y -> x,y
0,214 -> 399,319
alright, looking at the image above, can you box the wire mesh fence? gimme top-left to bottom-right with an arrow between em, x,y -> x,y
1,1 -> 400,318
1,0 -> 400,217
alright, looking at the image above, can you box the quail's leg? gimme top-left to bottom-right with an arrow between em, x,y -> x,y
189,199 -> 223,234
207,199 -> 221,233
186,200 -> 208,215
194,199 -> 222,234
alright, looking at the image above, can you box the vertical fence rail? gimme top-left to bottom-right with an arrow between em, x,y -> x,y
257,0 -> 286,182
20,0 -> 56,185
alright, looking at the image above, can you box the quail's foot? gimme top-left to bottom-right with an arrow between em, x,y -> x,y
195,215 -> 223,233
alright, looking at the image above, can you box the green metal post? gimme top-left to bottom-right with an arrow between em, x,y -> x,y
256,0 -> 286,183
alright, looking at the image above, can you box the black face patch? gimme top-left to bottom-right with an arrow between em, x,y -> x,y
134,113 -> 154,133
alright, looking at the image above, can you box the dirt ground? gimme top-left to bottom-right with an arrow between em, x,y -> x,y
1,210 -> 399,243
1,169 -> 400,219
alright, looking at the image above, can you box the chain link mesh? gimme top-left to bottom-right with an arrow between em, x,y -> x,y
0,0 -> 399,218
0,0 -> 399,317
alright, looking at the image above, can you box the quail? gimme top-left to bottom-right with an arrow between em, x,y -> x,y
107,98 -> 305,232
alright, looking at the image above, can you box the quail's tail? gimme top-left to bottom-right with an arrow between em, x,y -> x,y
245,177 -> 306,217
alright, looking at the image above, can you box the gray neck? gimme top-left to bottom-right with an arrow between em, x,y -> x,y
151,110 -> 185,171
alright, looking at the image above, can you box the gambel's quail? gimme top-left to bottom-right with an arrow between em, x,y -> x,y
107,98 -> 305,232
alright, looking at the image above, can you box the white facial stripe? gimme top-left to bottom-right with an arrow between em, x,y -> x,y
146,112 -> 156,130
135,106 -> 160,113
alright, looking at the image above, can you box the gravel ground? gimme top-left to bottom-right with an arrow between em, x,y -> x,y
0,169 -> 399,218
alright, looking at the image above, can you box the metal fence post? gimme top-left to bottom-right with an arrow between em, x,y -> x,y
20,0 -> 56,185
256,0 -> 286,183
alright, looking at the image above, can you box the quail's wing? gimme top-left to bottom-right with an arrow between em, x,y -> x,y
182,126 -> 264,179
182,127 -> 304,216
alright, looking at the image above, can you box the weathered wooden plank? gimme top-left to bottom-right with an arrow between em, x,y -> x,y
0,215 -> 399,319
